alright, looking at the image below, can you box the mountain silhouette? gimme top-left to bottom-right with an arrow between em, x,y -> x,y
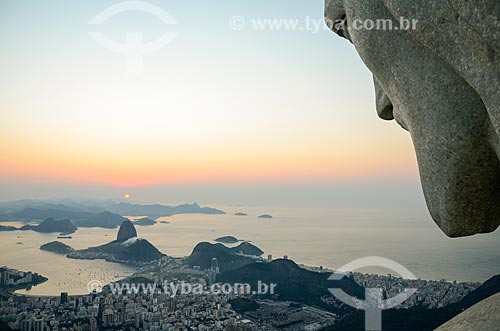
116,220 -> 138,241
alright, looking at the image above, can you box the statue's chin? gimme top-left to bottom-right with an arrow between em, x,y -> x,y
414,134 -> 500,237
430,205 -> 500,238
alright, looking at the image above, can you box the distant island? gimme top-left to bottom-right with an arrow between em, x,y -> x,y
258,214 -> 273,219
0,218 -> 77,234
215,236 -> 240,244
234,212 -> 248,216
0,209 -> 126,229
22,218 -> 77,234
40,241 -> 74,254
134,217 -> 156,226
0,225 -> 17,232
0,200 -> 225,229
104,202 -> 225,219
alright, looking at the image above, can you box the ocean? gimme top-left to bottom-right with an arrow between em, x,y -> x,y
1,205 -> 498,296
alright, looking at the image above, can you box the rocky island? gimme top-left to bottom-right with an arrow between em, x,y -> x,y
134,217 -> 156,226
0,218 -> 77,234
0,225 -> 17,232
40,241 -> 75,254
98,202 -> 226,219
22,218 -> 77,234
0,207 -> 127,229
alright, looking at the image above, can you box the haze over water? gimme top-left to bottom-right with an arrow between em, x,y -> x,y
1,205 -> 498,296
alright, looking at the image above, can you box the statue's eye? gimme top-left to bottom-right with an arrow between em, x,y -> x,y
334,15 -> 351,41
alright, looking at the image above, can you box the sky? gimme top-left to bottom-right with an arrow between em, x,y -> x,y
0,0 -> 423,206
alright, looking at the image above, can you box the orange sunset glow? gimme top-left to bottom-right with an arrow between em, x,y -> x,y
1,126 -> 417,187
0,0 -> 421,199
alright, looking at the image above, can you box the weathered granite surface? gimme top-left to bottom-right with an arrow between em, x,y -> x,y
435,292 -> 500,331
325,0 -> 500,237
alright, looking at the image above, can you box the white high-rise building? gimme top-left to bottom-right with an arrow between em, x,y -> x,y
208,258 -> 220,284
211,258 -> 219,273
19,319 -> 31,331
33,318 -> 44,331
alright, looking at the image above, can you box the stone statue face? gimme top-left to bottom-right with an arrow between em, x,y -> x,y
325,0 -> 500,237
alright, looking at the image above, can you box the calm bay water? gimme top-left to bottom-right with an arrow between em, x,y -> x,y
1,205 -> 498,296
